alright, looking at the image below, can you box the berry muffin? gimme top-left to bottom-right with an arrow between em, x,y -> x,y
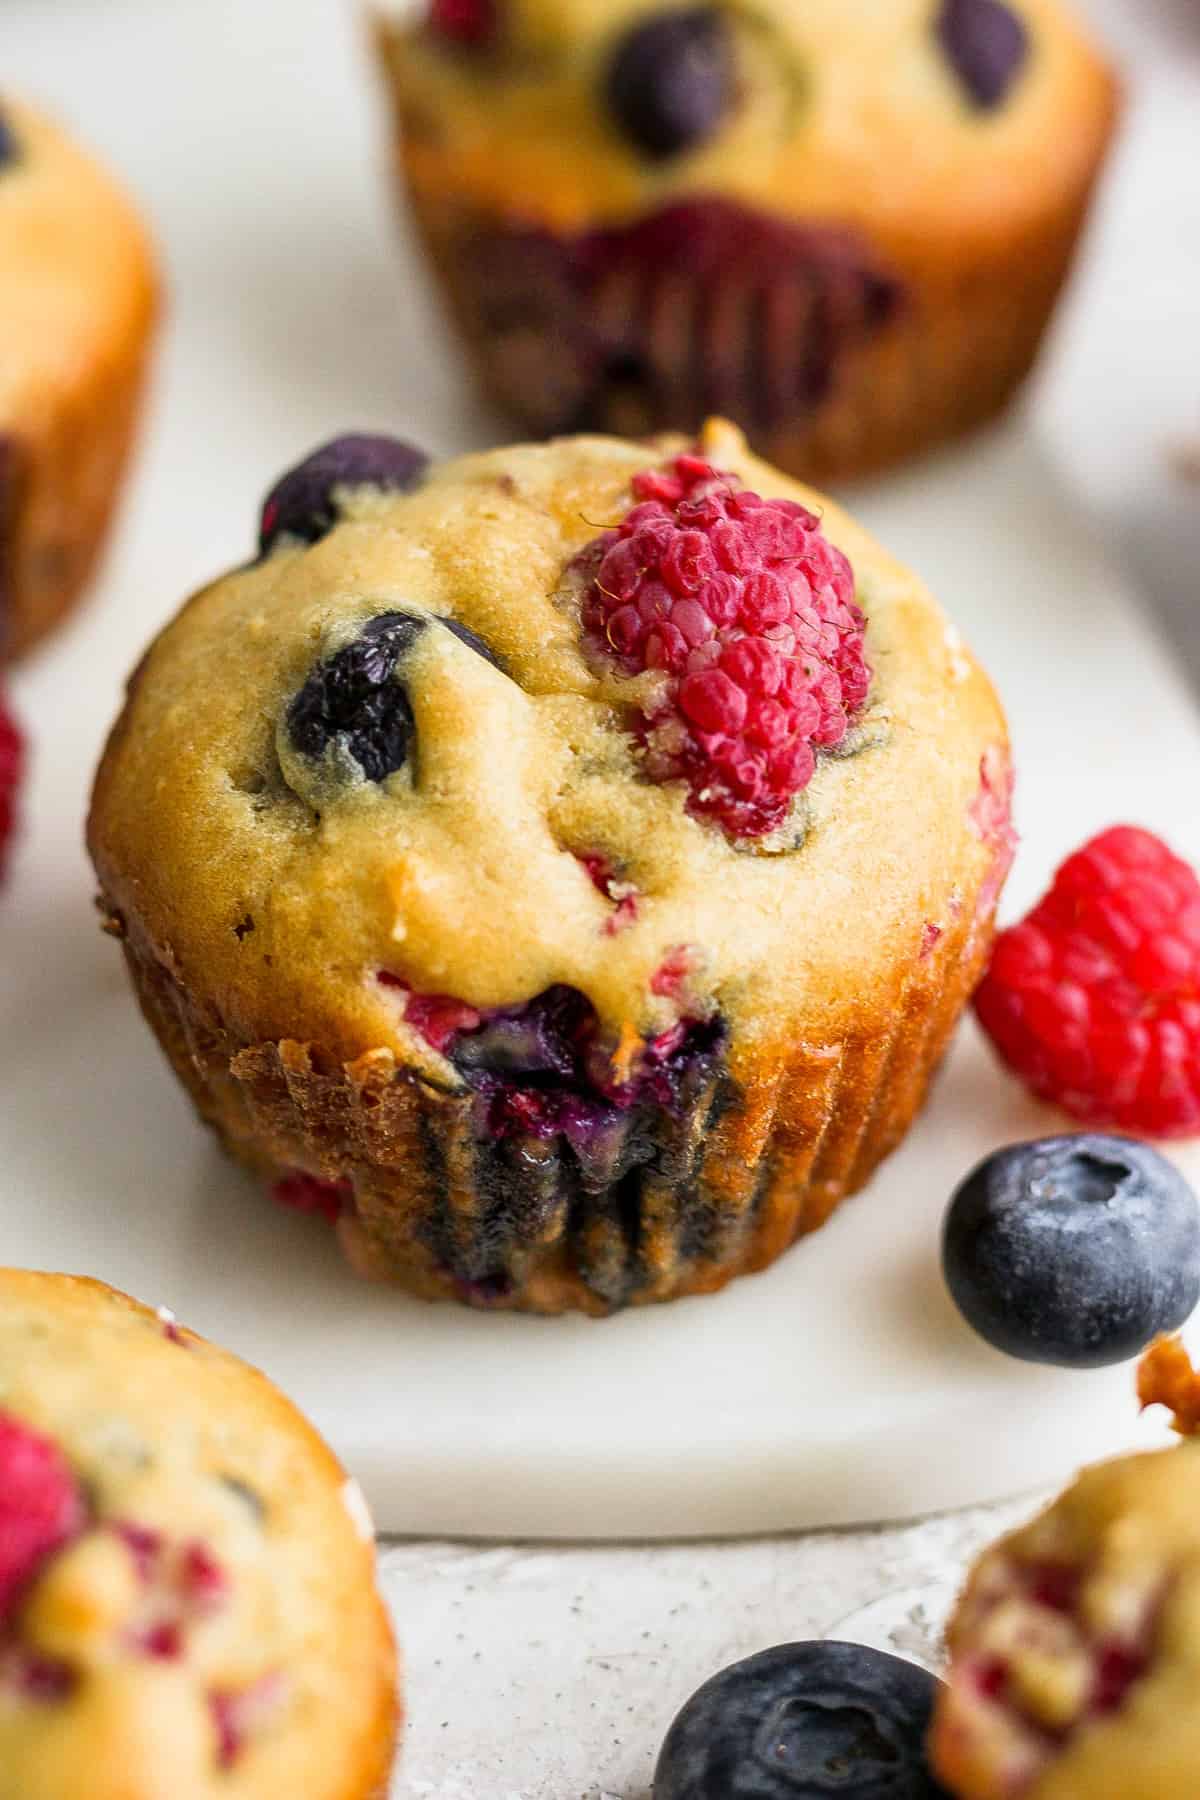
0,1268 -> 397,1800
0,98 -> 158,659
375,0 -> 1118,483
88,419 -> 1011,1315
932,1338 -> 1200,1800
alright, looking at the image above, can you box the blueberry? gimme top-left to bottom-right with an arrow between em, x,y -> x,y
287,612 -> 423,782
442,616 -> 503,671
943,1134 -> 1200,1367
935,0 -> 1030,110
0,107 -> 18,169
654,1641 -> 950,1800
259,434 -> 428,554
606,8 -> 734,161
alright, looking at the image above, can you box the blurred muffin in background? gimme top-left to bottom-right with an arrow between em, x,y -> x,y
376,0 -> 1118,483
0,99 -> 158,659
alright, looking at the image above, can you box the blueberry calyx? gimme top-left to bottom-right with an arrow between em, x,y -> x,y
606,7 -> 734,161
942,1134 -> 1200,1368
259,434 -> 428,555
654,1641 -> 950,1799
935,0 -> 1030,110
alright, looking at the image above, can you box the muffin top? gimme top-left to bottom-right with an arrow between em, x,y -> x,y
0,99 -> 157,424
90,421 -> 1004,1084
381,0 -> 1117,242
0,1270 -> 396,1800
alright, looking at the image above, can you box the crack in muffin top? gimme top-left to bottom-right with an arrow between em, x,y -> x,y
89,419 -> 1005,1075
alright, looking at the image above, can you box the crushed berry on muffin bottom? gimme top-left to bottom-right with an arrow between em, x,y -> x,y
456,200 -> 902,441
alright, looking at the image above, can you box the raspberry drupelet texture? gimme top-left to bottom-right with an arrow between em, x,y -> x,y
0,1411 -> 86,1622
0,692 -> 25,885
580,455 -> 870,839
975,826 -> 1200,1137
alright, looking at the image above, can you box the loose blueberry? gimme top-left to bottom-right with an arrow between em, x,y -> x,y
935,0 -> 1030,110
943,1134 -> 1200,1367
654,1641 -> 950,1800
259,434 -> 428,555
606,8 -> 734,161
0,107 -> 18,169
287,612 -> 423,782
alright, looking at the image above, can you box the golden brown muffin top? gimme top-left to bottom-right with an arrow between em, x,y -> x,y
0,1271 -> 396,1800
380,0 -> 1117,243
0,100 -> 158,424
89,421 -> 1005,1078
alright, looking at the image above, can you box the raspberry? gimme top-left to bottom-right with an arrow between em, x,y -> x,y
0,1411 -> 86,1622
428,0 -> 496,45
0,692 -> 25,884
272,1171 -> 351,1225
975,826 -> 1200,1137
581,455 -> 869,838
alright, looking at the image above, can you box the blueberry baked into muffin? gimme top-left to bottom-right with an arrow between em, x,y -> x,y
933,1338 -> 1200,1799
0,99 -> 158,658
0,1269 -> 397,1800
376,0 -> 1118,483
88,420 -> 1011,1314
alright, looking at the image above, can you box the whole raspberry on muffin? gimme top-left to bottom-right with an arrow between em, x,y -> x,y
88,418 -> 1009,1314
975,826 -> 1200,1138
0,99 -> 158,659
0,1269 -> 397,1800
932,1338 -> 1200,1800
375,0 -> 1118,483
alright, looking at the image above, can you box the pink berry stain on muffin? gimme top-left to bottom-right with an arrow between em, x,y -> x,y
0,1406 -> 272,1761
578,452 -> 870,840
0,688 -> 25,883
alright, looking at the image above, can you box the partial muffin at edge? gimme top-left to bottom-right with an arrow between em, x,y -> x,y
0,1268 -> 397,1800
0,98 -> 159,659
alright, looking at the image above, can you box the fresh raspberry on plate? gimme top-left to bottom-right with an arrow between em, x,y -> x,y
581,454 -> 870,840
975,825 -> 1200,1137
0,691 -> 25,884
0,1409 -> 86,1621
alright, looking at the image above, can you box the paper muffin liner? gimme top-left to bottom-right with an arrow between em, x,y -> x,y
384,75 -> 1115,484
106,875 -> 997,1315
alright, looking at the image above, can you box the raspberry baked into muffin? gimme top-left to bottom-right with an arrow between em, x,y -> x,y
376,0 -> 1117,483
932,1338 -> 1200,1800
89,420 -> 1011,1314
0,1269 -> 397,1800
0,99 -> 158,658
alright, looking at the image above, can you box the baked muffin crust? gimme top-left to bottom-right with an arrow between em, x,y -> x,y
0,1270 -> 397,1800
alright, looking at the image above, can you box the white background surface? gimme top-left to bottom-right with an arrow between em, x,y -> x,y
3,0 -> 1199,1792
